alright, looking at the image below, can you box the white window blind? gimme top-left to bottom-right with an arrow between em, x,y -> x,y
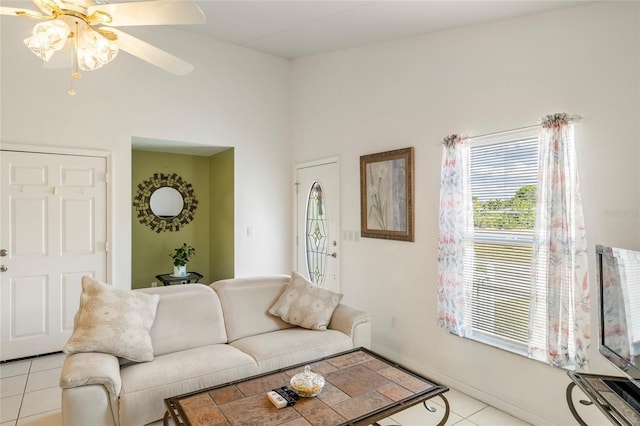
465,128 -> 539,351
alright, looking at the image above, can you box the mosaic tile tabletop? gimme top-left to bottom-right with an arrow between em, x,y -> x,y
165,348 -> 448,426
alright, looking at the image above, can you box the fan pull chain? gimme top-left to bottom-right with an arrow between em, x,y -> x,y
68,21 -> 81,96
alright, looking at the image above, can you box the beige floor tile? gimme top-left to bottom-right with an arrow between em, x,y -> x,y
0,375 -> 27,398
388,400 -> 463,426
19,387 -> 61,419
29,354 -> 66,373
1,421 -> 16,426
0,395 -> 21,423
0,361 -> 31,380
450,420 -> 479,425
437,388 -> 488,418
466,406 -> 531,426
16,410 -> 62,426
25,368 -> 61,393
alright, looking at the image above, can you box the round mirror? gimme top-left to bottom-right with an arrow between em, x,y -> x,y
133,173 -> 198,233
150,187 -> 184,218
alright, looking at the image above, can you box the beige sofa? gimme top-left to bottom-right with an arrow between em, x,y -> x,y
59,275 -> 371,426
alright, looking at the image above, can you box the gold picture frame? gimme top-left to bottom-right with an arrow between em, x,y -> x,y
360,147 -> 414,242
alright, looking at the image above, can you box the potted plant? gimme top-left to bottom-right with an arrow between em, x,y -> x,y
170,243 -> 196,277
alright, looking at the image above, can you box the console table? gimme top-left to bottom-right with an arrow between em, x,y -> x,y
567,371 -> 640,425
155,272 -> 203,286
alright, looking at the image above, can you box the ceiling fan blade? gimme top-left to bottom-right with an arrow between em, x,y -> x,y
31,0 -> 61,15
108,28 -> 194,75
88,1 -> 205,27
0,6 -> 46,18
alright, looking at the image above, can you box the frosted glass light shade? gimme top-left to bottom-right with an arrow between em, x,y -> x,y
77,29 -> 118,71
24,20 -> 70,61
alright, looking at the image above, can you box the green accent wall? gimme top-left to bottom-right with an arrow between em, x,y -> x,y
131,149 -> 234,289
209,149 -> 235,282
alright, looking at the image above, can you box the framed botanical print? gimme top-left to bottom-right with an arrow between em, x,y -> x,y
360,147 -> 414,242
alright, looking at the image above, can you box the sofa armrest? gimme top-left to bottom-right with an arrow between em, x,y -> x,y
329,304 -> 371,349
60,353 -> 121,426
60,352 -> 122,397
62,385 -> 117,426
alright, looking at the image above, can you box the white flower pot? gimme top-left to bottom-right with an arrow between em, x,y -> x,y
173,265 -> 187,277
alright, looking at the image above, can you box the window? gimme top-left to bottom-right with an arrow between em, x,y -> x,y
438,117 -> 588,367
465,128 -> 539,353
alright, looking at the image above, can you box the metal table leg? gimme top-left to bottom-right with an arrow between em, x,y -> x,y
566,381 -> 592,426
426,393 -> 450,426
372,393 -> 450,426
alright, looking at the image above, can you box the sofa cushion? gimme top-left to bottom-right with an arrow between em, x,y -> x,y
211,275 -> 294,342
137,284 -> 228,356
231,328 -> 353,373
64,276 -> 159,362
269,272 -> 343,331
119,344 -> 259,426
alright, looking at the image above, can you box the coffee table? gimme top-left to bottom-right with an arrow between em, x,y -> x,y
164,347 -> 449,426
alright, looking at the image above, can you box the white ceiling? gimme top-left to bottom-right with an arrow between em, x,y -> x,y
183,0 -> 592,59
1,2 -> 594,60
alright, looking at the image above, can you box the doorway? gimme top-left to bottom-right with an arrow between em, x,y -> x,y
130,139 -> 234,289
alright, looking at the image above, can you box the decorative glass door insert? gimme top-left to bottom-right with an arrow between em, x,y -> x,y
305,181 -> 327,286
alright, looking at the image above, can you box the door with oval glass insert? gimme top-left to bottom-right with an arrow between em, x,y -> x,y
296,160 -> 340,293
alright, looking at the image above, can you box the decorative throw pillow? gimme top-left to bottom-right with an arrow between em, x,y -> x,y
64,276 -> 160,362
269,272 -> 343,331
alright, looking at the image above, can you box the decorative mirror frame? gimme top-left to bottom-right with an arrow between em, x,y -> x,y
133,173 -> 198,233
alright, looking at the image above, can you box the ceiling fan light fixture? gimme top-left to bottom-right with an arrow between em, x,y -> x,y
23,19 -> 70,61
5,0 -> 204,94
77,28 -> 118,71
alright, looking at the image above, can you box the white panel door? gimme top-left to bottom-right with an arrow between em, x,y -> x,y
296,160 -> 340,293
0,151 -> 107,361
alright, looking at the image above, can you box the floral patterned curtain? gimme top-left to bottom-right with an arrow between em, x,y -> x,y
437,134 -> 473,337
528,113 -> 590,369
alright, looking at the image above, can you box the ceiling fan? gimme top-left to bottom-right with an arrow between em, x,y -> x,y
0,0 -> 206,94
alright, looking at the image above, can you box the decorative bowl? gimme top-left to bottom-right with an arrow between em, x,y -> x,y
290,365 -> 325,397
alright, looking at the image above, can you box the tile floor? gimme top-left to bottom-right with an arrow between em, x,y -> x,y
1,352 -> 532,426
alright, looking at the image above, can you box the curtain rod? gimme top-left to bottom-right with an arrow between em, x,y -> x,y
468,114 -> 583,140
469,124 -> 538,140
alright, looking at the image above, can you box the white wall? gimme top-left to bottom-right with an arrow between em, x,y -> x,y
292,2 -> 640,424
0,20 -> 293,285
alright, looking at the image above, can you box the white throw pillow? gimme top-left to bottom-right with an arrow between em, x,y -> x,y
269,272 -> 343,331
64,276 -> 159,362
